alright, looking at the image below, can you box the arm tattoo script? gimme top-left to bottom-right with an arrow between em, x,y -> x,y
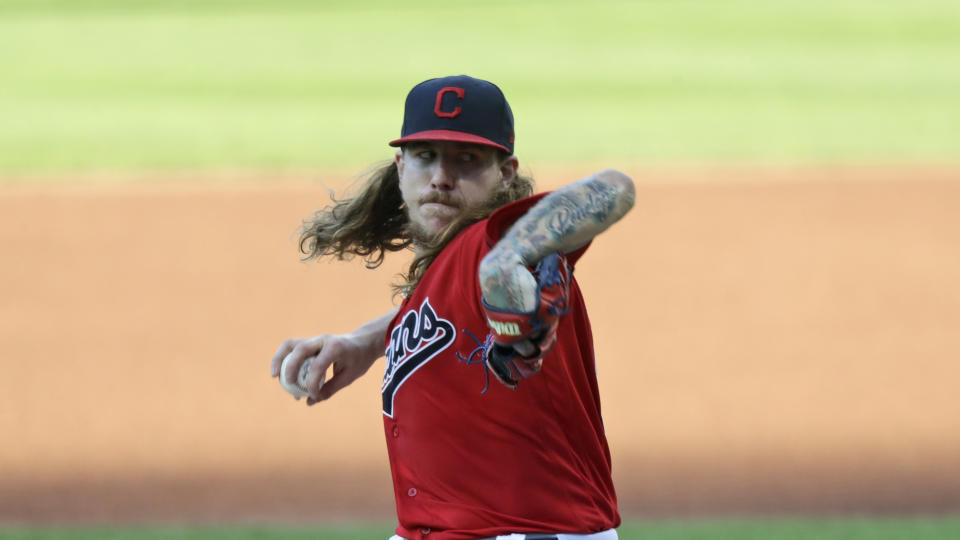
479,172 -> 634,310
504,175 -> 625,265
545,180 -> 619,241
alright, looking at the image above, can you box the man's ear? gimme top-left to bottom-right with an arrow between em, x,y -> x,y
499,155 -> 519,187
394,149 -> 405,176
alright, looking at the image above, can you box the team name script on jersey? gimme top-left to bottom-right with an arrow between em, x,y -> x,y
381,298 -> 455,417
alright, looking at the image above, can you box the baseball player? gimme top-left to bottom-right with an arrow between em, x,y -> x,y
271,75 -> 634,540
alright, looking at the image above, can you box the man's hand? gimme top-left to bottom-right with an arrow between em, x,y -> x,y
271,334 -> 373,404
270,309 -> 398,405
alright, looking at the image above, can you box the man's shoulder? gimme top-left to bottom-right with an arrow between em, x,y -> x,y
447,217 -> 490,249
483,192 -> 548,245
432,192 -> 549,266
441,193 -> 547,253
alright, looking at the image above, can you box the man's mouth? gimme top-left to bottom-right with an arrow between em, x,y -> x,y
420,202 -> 460,217
419,194 -> 461,208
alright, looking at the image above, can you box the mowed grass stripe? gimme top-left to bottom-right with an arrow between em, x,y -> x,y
1,1 -> 958,173
3,517 -> 960,540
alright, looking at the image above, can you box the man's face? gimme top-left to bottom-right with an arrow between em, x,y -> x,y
395,141 -> 518,244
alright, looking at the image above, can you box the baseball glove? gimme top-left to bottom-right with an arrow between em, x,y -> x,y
481,252 -> 572,389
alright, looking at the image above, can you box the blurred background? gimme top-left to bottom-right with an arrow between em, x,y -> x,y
2,0 -> 959,537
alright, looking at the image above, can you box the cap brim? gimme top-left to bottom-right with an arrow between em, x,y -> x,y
389,130 -> 510,153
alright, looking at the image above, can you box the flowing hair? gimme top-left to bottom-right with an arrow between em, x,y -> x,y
299,155 -> 534,297
299,161 -> 409,269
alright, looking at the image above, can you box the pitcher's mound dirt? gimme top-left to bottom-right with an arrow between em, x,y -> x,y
1,165 -> 959,524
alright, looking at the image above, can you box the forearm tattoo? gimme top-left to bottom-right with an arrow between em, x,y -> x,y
480,174 -> 632,310
548,180 -> 618,239
506,175 -> 623,263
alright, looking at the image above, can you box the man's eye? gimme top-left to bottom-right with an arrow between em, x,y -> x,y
459,153 -> 477,162
418,151 -> 436,160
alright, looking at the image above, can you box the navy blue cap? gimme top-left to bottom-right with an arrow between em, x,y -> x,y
389,75 -> 515,154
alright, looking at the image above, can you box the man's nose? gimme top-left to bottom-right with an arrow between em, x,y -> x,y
430,161 -> 455,190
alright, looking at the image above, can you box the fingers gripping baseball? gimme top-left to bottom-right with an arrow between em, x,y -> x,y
309,336 -> 358,402
272,333 -> 379,405
481,252 -> 572,389
274,336 -> 329,401
270,338 -> 299,378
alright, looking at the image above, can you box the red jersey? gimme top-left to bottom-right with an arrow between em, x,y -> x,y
382,194 -> 620,540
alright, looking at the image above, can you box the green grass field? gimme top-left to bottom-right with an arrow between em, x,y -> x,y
4,517 -> 960,540
2,0 -> 958,536
1,0 -> 958,174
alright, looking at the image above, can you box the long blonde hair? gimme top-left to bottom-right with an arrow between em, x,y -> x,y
299,156 -> 533,296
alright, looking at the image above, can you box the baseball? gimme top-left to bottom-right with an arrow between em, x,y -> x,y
279,352 -> 325,399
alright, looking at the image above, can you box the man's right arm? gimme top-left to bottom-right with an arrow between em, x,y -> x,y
271,307 -> 399,404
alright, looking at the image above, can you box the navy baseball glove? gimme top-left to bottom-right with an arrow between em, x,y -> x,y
480,252 -> 572,389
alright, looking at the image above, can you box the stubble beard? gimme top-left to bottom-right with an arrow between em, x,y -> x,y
407,218 -> 439,250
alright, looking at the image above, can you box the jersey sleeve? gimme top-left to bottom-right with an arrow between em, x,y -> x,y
483,192 -> 591,267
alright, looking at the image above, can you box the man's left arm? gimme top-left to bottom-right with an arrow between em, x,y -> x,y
479,169 -> 635,313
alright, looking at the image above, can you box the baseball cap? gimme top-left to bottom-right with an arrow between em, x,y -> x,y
389,75 -> 515,154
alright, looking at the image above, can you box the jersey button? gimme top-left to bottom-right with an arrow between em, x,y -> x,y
407,487 -> 417,497
392,425 -> 399,437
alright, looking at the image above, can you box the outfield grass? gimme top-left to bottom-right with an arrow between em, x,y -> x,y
1,0 -> 958,174
4,517 -> 960,540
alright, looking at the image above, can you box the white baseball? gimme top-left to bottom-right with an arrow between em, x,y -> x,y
279,352 -> 325,399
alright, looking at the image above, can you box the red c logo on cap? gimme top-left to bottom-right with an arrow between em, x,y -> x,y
434,87 -> 465,118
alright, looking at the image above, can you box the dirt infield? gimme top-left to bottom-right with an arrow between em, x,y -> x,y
2,165 -> 959,524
